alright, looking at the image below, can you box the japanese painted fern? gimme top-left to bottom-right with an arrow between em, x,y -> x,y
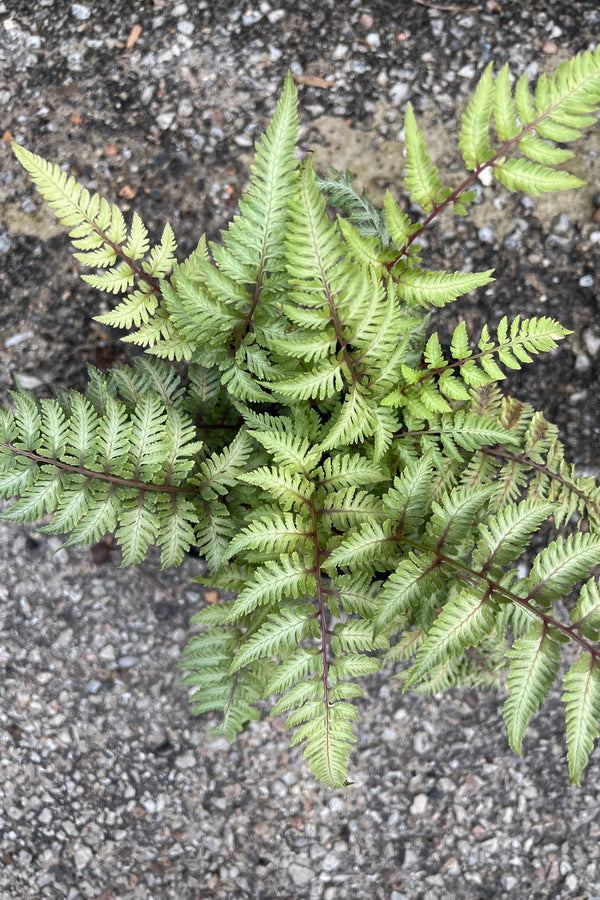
3,50 -> 600,787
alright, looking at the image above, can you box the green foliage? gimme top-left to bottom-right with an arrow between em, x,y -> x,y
4,55 -> 600,787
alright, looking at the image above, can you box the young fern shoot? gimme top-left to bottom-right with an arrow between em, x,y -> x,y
2,49 -> 600,787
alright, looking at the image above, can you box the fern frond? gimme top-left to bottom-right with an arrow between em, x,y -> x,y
396,268 -> 495,309
337,217 -> 388,271
562,653 -> 600,785
324,519 -> 399,574
405,587 -> 497,689
492,64 -> 521,141
229,604 -> 314,672
374,553 -> 442,633
329,572 -> 380,618
473,499 -> 555,571
424,484 -> 496,553
331,619 -> 389,653
269,359 -> 345,402
218,71 -> 299,286
322,486 -> 387,530
329,653 -> 380,680
160,265 -> 242,350
12,144 -> 125,248
0,362 -> 209,567
316,166 -> 390,244
193,430 -> 253,501
227,555 -> 317,619
180,628 -> 265,739
194,501 -> 235,573
503,623 -> 562,755
459,63 -> 495,169
494,159 -> 584,196
383,191 -> 416,248
383,454 -> 434,535
227,513 -> 312,558
571,579 -> 600,641
265,648 -> 322,696
523,534 -> 600,606
288,699 -> 357,788
316,453 -> 385,490
271,677 -> 323,717
320,385 -> 377,452
11,145 -> 178,334
404,102 -> 446,212
239,466 -> 313,511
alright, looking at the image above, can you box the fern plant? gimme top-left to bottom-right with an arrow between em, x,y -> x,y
3,50 -> 600,788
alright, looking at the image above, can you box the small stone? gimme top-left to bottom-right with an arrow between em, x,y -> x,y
177,20 -> 194,36
177,98 -> 193,118
579,273 -> 594,288
39,808 -> 53,826
413,731 -> 430,754
0,232 -> 11,253
570,389 -> 588,404
117,656 -> 137,669
98,644 -> 115,662
438,777 -> 456,793
583,331 -> 600,359
365,33 -> 381,50
458,63 -> 475,78
575,353 -> 591,372
156,112 -> 175,130
322,851 -> 342,871
74,845 -> 93,869
71,4 -> 91,19
242,10 -> 262,25
543,40 -> 558,54
554,212 -> 571,235
288,863 -> 313,886
4,330 -> 33,348
478,226 -> 494,244
443,856 -> 460,873
410,793 -> 428,815
389,82 -> 409,105
175,750 -> 196,769
12,373 -> 43,390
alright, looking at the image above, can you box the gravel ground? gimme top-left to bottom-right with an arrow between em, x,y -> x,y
1,1 -> 600,898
